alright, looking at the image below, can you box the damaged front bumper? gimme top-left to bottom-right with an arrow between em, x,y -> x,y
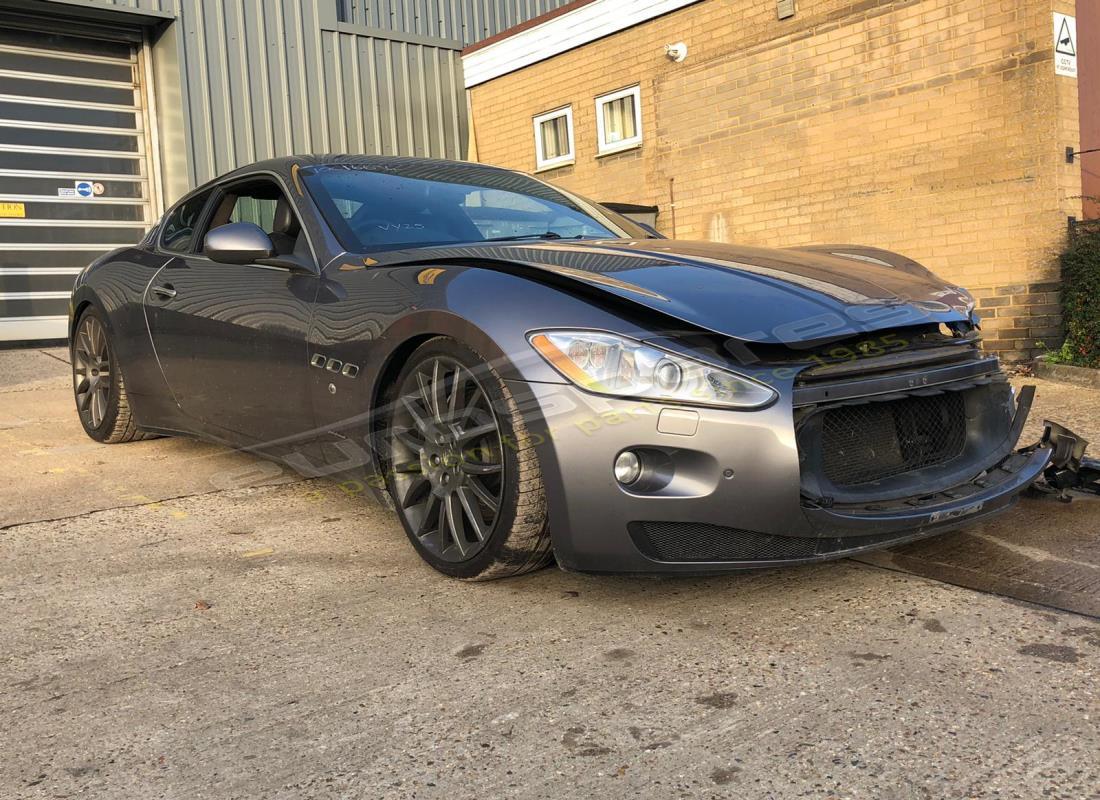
801,414 -> 1100,558
802,382 -> 1050,538
518,365 -> 1094,574
803,447 -> 1050,538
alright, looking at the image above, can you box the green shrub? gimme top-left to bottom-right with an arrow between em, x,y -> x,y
1056,227 -> 1100,368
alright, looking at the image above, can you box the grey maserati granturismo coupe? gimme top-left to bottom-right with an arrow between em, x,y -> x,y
69,155 -> 1058,580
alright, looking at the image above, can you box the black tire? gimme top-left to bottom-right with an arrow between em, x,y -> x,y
71,307 -> 152,444
383,337 -> 553,580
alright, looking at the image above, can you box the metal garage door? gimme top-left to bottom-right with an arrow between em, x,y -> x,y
0,14 -> 157,342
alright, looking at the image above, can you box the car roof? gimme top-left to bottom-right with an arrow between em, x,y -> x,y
224,154 -> 512,180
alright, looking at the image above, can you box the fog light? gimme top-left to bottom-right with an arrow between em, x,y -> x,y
614,450 -> 642,485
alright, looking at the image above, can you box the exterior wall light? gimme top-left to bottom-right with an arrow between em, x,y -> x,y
664,42 -> 688,62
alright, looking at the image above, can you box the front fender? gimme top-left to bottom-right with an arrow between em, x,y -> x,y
307,262 -> 719,503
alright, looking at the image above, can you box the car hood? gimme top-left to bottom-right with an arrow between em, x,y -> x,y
365,239 -> 976,345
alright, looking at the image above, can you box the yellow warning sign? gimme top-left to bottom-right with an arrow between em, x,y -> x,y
0,202 -> 25,218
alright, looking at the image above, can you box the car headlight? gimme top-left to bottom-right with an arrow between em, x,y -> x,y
528,330 -> 777,409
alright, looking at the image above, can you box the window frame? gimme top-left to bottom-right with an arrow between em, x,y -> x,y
532,105 -> 575,171
594,84 -> 643,156
155,171 -> 318,271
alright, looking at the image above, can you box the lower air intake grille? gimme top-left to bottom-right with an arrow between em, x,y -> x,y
628,521 -> 916,562
630,521 -> 817,561
819,392 -> 966,486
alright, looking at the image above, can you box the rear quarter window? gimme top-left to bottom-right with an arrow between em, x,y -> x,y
159,191 -> 212,254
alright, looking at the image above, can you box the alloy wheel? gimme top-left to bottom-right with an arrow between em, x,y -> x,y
73,314 -> 112,429
390,357 -> 505,562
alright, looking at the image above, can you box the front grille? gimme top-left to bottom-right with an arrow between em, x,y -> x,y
628,521 -> 917,562
819,392 -> 966,486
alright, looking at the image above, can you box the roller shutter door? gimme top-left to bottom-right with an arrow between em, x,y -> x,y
0,13 -> 157,342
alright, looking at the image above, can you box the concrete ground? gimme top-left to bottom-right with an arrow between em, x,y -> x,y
2,347 -> 1098,799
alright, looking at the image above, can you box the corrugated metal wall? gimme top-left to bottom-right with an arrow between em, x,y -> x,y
152,3 -> 467,184
69,0 -> 488,188
37,0 -> 567,190
336,0 -> 575,45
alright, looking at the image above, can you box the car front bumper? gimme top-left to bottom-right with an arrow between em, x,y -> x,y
510,380 -> 1050,575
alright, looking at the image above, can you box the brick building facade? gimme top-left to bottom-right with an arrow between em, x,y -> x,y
463,0 -> 1092,362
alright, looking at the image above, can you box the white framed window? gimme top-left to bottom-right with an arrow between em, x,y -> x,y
533,106 -> 575,170
595,85 -> 642,155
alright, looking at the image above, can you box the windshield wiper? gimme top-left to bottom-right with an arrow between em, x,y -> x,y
483,232 -> 610,242
481,232 -> 564,242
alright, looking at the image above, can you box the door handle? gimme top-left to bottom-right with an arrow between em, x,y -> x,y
151,284 -> 177,299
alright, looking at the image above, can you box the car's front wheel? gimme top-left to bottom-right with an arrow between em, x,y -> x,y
72,307 -> 150,443
384,338 -> 553,580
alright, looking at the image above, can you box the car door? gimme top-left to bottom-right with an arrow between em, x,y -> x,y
144,175 -> 321,445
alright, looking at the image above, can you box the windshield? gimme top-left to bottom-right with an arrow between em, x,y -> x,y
301,161 -> 647,252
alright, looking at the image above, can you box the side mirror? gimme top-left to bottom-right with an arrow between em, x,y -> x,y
204,222 -> 276,265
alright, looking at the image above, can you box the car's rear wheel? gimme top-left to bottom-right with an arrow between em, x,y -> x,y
384,338 -> 552,580
72,307 -> 150,443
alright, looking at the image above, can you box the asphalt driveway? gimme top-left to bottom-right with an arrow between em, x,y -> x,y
1,347 -> 1098,799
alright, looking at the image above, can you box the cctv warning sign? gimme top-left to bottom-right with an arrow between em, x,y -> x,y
1054,13 -> 1077,78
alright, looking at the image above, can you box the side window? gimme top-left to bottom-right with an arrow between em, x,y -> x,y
159,191 -> 212,253
229,196 -> 278,231
205,178 -> 305,258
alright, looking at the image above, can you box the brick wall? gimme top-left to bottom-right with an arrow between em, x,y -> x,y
468,0 -> 1084,362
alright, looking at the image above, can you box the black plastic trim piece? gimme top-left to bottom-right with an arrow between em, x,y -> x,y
792,356 -> 1001,406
